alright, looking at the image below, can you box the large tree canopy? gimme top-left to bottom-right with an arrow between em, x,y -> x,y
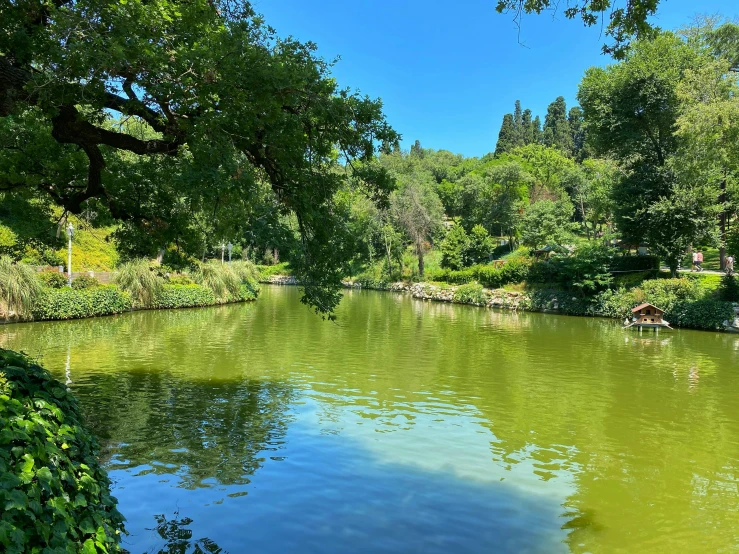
0,0 -> 398,314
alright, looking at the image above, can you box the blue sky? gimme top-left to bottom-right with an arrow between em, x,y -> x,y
254,0 -> 737,157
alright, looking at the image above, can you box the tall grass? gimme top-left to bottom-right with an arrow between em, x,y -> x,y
230,260 -> 259,284
0,256 -> 43,319
194,261 -> 241,299
113,259 -> 164,308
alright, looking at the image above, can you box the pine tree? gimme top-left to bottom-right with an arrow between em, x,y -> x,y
495,114 -> 517,154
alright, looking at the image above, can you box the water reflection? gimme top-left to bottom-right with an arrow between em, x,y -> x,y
3,287 -> 739,553
144,512 -> 226,554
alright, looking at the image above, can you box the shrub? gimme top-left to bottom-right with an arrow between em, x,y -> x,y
670,299 -> 735,330
256,262 -> 291,279
0,348 -> 125,553
635,278 -> 702,314
113,259 -> 164,308
528,244 -> 613,294
719,274 -> 739,302
609,255 -> 660,272
440,224 -> 468,270
38,271 -> 68,289
152,284 -> 216,309
71,275 -> 100,290
453,283 -> 487,305
466,225 -> 494,265
167,274 -> 194,286
0,257 -> 43,319
195,262 -> 241,299
33,286 -> 132,321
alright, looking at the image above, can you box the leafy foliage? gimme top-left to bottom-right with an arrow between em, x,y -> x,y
1,0 -> 397,316
38,271 -> 68,289
718,274 -> 739,302
0,348 -> 125,553
152,285 -> 216,310
440,225 -> 468,270
71,275 -> 100,290
32,286 -> 132,321
453,283 -> 488,305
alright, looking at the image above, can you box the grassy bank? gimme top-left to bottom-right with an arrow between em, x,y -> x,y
1,258 -> 260,324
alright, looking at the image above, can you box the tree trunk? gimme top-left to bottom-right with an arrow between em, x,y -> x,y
720,173 -> 727,271
384,236 -> 393,277
580,195 -> 590,240
416,240 -> 424,279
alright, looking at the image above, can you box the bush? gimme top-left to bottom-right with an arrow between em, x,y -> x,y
0,257 -> 44,319
670,299 -> 735,330
528,244 -> 613,294
113,259 -> 164,308
453,283 -> 488,305
152,284 -> 216,309
71,275 -> 100,290
38,271 -> 68,289
719,274 -> 739,302
33,286 -> 132,321
609,255 -> 660,272
0,348 -> 125,553
257,262 -> 291,279
440,224 -> 468,270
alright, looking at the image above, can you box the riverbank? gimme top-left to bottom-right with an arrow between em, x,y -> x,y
263,274 -> 739,333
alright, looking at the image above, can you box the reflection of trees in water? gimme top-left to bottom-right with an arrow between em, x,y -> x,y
143,511 -> 226,554
7,287 -> 739,550
82,371 -> 295,489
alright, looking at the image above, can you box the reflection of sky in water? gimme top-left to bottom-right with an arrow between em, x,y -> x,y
113,392 -> 571,554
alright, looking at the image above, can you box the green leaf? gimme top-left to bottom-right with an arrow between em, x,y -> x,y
81,538 -> 97,554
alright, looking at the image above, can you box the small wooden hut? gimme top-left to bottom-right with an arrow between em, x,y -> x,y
625,303 -> 671,330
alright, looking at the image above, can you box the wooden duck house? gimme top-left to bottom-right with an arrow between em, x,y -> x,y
625,303 -> 671,330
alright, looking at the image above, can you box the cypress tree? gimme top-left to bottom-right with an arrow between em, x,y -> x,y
521,109 -> 534,145
532,115 -> 543,144
495,113 -> 517,154
513,100 -> 524,146
543,96 -> 573,153
568,106 -> 586,160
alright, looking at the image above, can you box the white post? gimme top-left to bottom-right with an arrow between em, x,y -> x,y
66,223 -> 74,287
221,244 -> 225,264
227,242 -> 233,265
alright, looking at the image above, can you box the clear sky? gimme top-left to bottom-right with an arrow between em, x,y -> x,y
253,0 -> 737,157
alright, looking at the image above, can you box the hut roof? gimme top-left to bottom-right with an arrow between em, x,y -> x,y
632,303 -> 663,313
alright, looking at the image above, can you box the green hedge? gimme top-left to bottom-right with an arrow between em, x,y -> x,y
609,255 -> 660,272
33,286 -> 132,321
0,348 -> 125,553
152,284 -> 216,309
670,300 -> 735,331
425,257 -> 532,289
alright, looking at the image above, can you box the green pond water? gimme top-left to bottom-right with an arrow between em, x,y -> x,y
3,285 -> 739,553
